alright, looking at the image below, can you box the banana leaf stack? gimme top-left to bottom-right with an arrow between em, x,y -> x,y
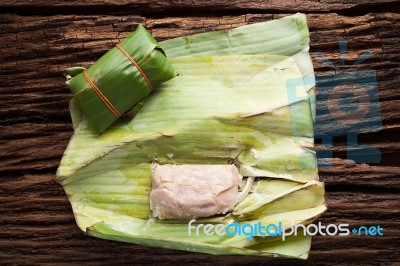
66,25 -> 176,134
57,13 -> 325,259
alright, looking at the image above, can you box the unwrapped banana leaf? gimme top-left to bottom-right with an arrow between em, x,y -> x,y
57,13 -> 325,259
67,25 -> 177,134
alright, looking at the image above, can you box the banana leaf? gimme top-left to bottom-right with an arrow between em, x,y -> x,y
67,25 -> 177,134
57,13 -> 324,259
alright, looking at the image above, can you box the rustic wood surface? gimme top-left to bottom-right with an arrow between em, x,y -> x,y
1,1 -> 399,265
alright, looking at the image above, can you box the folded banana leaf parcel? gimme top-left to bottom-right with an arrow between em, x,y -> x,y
66,25 -> 177,134
57,13 -> 326,259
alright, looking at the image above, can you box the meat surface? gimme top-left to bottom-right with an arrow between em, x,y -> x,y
150,164 -> 242,219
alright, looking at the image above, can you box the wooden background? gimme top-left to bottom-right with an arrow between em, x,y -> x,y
1,1 -> 399,265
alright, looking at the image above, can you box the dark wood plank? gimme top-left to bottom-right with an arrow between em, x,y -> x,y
0,0 -> 398,13
0,2 -> 399,265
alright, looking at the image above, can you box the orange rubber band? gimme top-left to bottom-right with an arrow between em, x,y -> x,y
83,71 -> 121,117
116,43 -> 154,91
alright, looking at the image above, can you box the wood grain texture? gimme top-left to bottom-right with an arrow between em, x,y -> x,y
1,1 -> 399,265
0,0 -> 399,14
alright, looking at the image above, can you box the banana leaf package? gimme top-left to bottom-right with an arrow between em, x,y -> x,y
57,13 -> 325,259
66,25 -> 177,134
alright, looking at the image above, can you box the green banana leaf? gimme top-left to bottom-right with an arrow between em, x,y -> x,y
161,12 -> 316,120
67,25 -> 177,134
57,13 -> 324,259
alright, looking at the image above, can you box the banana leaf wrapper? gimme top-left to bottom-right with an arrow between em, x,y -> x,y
67,25 -> 177,134
57,13 -> 325,259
